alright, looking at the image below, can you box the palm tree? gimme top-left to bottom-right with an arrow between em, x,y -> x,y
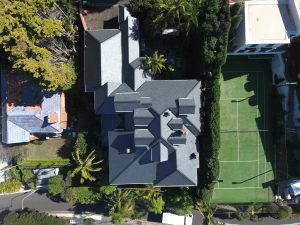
145,51 -> 167,76
154,0 -> 199,35
71,148 -> 102,184
106,189 -> 136,224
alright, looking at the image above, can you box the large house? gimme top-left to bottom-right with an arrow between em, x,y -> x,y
84,6 -> 201,186
1,70 -> 67,144
229,0 -> 300,55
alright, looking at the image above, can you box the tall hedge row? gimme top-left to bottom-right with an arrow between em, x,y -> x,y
195,0 -> 230,203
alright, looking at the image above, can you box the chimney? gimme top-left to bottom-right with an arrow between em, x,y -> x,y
125,147 -> 131,154
193,152 -> 199,160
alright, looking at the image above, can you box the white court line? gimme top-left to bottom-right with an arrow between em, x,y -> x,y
256,71 -> 260,188
237,101 -> 239,161
220,160 -> 258,163
215,187 -> 263,190
220,98 -> 249,100
263,71 -> 267,183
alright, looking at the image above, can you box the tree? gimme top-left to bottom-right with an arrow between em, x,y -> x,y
2,210 -> 68,225
145,51 -> 173,76
154,0 -> 199,35
0,0 -> 76,91
71,149 -> 102,184
48,175 -> 64,196
74,132 -> 88,155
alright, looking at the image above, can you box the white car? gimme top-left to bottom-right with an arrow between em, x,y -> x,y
162,212 -> 193,225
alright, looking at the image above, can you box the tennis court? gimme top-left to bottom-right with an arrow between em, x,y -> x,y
211,59 -> 275,203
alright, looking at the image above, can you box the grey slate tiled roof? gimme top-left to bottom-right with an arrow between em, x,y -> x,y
134,108 -> 154,126
168,118 -> 183,130
134,129 -> 155,147
178,98 -> 196,115
114,92 -> 140,112
87,29 -> 120,44
151,142 -> 168,162
137,80 -> 198,115
85,6 -> 201,186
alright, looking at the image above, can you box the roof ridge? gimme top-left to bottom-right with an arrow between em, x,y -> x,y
182,117 -> 200,135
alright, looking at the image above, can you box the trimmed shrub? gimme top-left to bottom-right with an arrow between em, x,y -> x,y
278,206 -> 292,220
64,187 -> 102,205
0,179 -> 22,193
48,175 -> 64,196
75,132 -> 88,155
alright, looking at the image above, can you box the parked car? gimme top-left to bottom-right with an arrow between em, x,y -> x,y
162,212 -> 193,225
284,179 -> 300,201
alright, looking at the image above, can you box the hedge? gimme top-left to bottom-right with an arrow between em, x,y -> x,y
196,0 -> 230,203
22,159 -> 70,168
0,179 -> 22,193
2,210 -> 68,225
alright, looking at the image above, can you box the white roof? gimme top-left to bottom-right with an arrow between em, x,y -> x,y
245,0 -> 296,44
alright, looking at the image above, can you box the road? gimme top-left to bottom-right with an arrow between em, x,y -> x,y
0,191 -> 74,212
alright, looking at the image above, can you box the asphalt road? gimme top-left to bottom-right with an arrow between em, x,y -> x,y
0,191 -> 74,212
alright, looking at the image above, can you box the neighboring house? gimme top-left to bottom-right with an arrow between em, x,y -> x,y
1,70 -> 67,144
84,6 -> 200,186
229,0 -> 300,55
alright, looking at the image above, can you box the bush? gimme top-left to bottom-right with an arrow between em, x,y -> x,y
20,168 -> 37,189
0,179 -> 22,193
64,187 -> 102,205
111,212 -> 125,225
48,175 -> 64,196
2,210 -> 68,225
149,196 -> 165,214
278,206 -> 292,220
166,191 -> 194,216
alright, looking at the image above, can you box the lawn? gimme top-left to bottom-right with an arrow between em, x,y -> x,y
8,138 -> 72,168
211,57 -> 275,203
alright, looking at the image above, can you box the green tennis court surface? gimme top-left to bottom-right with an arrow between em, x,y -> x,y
211,58 -> 275,203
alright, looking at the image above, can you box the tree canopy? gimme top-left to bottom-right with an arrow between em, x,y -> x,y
0,0 -> 76,91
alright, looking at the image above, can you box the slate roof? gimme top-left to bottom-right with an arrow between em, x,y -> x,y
107,80 -> 201,186
1,70 -> 64,144
134,108 -> 154,126
137,80 -> 198,115
84,6 -> 201,187
87,29 -> 120,44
